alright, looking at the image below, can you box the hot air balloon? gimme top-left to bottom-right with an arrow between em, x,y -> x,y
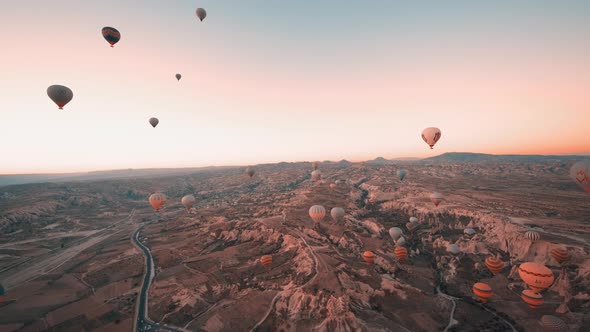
149,193 -> 166,212
260,255 -> 272,269
175,73 -> 182,81
389,227 -> 403,241
550,247 -> 569,265
181,194 -> 196,212
309,205 -> 326,223
330,207 -> 345,222
526,230 -> 540,243
245,167 -> 255,178
570,160 -> 590,193
464,228 -> 476,236
394,247 -> 408,262
409,217 -> 419,224
446,244 -> 461,255
421,127 -> 442,149
395,236 -> 406,247
311,170 -> 322,181
518,262 -> 555,292
47,85 -> 73,110
472,282 -> 493,303
329,183 -> 337,190
485,256 -> 504,275
430,192 -> 443,207
149,117 -> 159,128
540,315 -> 568,332
312,161 -> 319,170
196,8 -> 207,21
0,283 -> 4,303
406,221 -> 418,232
362,251 -> 375,264
521,289 -> 544,309
101,27 -> 120,47
397,169 -> 407,181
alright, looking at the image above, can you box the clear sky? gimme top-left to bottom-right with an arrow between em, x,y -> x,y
1,1 -> 589,173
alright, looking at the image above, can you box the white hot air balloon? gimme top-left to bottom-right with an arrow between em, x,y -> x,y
330,207 -> 345,222
430,192 -> 443,207
526,230 -> 540,243
464,228 -> 476,236
395,236 -> 406,247
409,217 -> 419,224
309,205 -> 326,223
446,244 -> 461,255
421,127 -> 442,149
389,227 -> 403,241
181,194 -> 196,212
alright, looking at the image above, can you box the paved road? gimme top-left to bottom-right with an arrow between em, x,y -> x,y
132,225 -> 186,332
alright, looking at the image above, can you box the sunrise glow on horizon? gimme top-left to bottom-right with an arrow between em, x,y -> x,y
1,1 -> 589,174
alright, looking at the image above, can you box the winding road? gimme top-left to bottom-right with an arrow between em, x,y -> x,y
132,225 -> 187,332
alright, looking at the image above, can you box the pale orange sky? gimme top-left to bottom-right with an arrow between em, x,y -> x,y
1,1 -> 589,174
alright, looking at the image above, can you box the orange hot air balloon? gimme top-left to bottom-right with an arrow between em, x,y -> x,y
394,247 -> 408,262
540,315 -> 568,332
485,256 -> 504,275
472,282 -> 493,303
521,289 -> 544,309
149,193 -> 166,212
260,255 -> 272,269
309,205 -> 326,223
363,251 -> 375,264
518,262 -> 555,292
550,247 -> 569,265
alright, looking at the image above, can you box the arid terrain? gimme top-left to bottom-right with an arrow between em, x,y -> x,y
1,153 -> 589,331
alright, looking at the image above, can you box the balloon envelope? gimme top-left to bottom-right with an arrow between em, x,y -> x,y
47,85 -> 73,109
446,244 -> 461,255
149,193 -> 166,212
181,194 -> 196,211
330,207 -> 345,222
518,262 -> 554,292
389,227 -> 403,241
101,27 -> 120,47
149,117 -> 159,128
570,160 -> 590,193
540,315 -> 568,332
245,167 -> 255,178
397,169 -> 407,181
175,73 -> 182,81
311,170 -> 322,181
309,205 -> 326,223
196,8 -> 207,21
421,127 -> 442,149
430,192 -> 443,207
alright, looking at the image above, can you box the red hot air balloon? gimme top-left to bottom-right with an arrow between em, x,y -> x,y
362,251 -> 375,264
101,27 -> 121,47
394,247 -> 408,262
518,262 -> 554,292
485,256 -> 504,275
472,282 -> 493,302
550,247 -> 570,265
260,255 -> 272,269
521,289 -> 543,309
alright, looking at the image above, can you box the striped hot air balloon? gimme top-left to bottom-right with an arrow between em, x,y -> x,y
101,27 -> 120,47
260,255 -> 272,269
362,251 -> 375,264
518,262 -> 554,292
540,315 -> 568,332
394,247 -> 407,262
309,205 -> 326,223
521,289 -> 543,309
472,282 -> 493,302
485,256 -> 504,275
550,247 -> 569,265
149,193 -> 166,212
526,230 -> 540,243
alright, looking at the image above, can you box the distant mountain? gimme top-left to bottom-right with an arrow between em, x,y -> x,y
366,157 -> 396,165
0,166 -> 234,188
423,152 -> 588,163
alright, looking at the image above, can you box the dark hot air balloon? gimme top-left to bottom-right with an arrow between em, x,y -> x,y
101,27 -> 120,47
47,85 -> 73,110
196,8 -> 207,21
